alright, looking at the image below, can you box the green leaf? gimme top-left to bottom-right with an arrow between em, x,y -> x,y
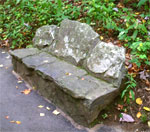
132,30 -> 138,40
121,89 -> 127,99
137,0 -> 147,7
16,0 -> 21,4
139,54 -> 147,59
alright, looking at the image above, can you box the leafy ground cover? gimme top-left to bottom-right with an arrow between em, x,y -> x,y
0,0 -> 150,130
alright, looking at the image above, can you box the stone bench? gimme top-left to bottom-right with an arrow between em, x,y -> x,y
10,19 -> 126,126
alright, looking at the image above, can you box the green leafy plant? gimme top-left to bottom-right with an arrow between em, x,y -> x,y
138,0 -> 150,7
121,73 -> 136,103
102,113 -> 108,119
140,114 -> 148,123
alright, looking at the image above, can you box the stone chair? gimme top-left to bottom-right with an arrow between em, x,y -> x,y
10,19 -> 126,126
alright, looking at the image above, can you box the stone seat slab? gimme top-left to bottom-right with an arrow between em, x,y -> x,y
9,48 -> 40,60
56,74 -> 117,101
36,61 -> 87,82
22,52 -> 57,69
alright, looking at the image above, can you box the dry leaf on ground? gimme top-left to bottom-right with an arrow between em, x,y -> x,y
148,121 -> 150,128
17,80 -> 23,83
43,60 -> 49,63
0,64 -> 4,68
120,113 -> 134,122
143,107 -> 150,112
100,36 -> 104,40
6,56 -> 10,59
145,87 -> 150,91
38,105 -> 44,108
46,107 -> 51,110
10,121 -> 15,123
40,113 -> 45,116
136,98 -> 143,105
65,72 -> 72,76
136,112 -> 142,118
81,78 -> 85,80
5,116 -> 9,119
52,110 -> 60,115
16,121 -> 21,124
21,89 -> 31,95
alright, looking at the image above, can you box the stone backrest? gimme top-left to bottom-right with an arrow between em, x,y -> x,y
33,19 -> 126,87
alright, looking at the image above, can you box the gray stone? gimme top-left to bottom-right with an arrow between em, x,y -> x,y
50,19 -> 99,65
84,41 -> 126,87
9,48 -> 40,60
36,61 -> 87,81
10,48 -> 119,126
33,25 -> 59,49
22,52 -> 56,69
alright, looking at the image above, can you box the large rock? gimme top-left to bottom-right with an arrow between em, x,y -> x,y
50,19 -> 99,65
33,25 -> 59,49
10,48 -> 119,126
84,41 -> 126,87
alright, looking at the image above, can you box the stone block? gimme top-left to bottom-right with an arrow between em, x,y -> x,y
49,19 -> 99,65
10,48 -> 119,126
84,41 -> 126,87
33,25 -> 59,49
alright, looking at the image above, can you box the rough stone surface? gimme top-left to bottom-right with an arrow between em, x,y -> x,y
50,19 -> 99,65
9,48 -> 40,60
10,48 -> 119,126
84,41 -> 126,87
33,25 -> 59,49
36,61 -> 87,82
22,52 -> 56,69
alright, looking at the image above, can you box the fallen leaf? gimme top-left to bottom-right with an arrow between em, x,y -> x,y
100,36 -> 104,40
16,86 -> 19,89
16,121 -> 21,124
21,89 -> 31,95
10,121 -> 15,123
17,80 -> 23,83
40,113 -> 45,116
143,107 -> 150,112
135,12 -> 140,15
46,107 -> 51,110
145,80 -> 150,86
43,60 -> 49,63
2,51 -> 6,54
65,72 -> 72,76
148,121 -> 150,127
142,19 -> 146,23
6,56 -> 10,59
0,64 -> 4,68
5,67 -> 8,69
5,116 -> 9,119
38,105 -> 44,108
117,104 -> 123,110
52,110 -> 60,115
136,112 -> 142,118
145,87 -> 150,91
120,113 -> 134,122
136,98 -> 143,105
139,70 -> 149,80
81,78 -> 85,80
